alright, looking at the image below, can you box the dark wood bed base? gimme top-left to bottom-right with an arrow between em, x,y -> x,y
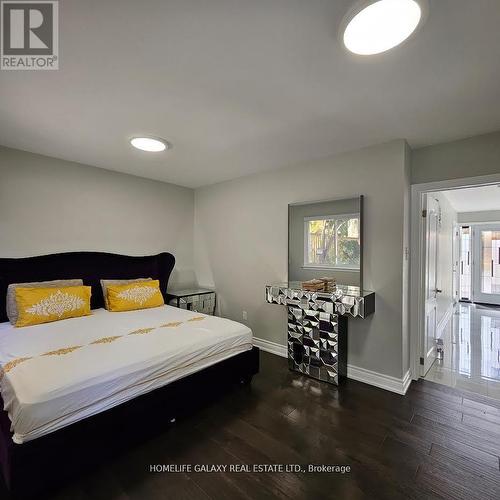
0,251 -> 260,497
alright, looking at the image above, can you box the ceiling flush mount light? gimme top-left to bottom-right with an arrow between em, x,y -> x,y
342,0 -> 425,55
130,136 -> 170,152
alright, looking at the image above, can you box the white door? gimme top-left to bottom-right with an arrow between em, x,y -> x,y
473,224 -> 500,305
422,196 -> 440,375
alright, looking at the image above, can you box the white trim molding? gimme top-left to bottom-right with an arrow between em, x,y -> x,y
253,337 -> 287,358
253,337 -> 412,395
347,364 -> 412,395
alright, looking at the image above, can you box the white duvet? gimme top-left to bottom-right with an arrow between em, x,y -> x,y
0,306 -> 252,444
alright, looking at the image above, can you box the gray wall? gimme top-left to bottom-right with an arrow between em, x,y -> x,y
194,140 -> 410,379
3,129 -> 499,382
288,197 -> 361,286
458,210 -> 500,223
412,131 -> 500,184
0,146 -> 195,288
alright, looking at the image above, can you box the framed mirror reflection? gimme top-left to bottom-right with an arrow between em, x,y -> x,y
288,196 -> 364,289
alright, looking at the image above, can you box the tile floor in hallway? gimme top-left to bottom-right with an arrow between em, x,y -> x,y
424,302 -> 500,399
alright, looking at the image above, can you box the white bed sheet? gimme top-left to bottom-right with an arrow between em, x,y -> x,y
0,306 -> 252,444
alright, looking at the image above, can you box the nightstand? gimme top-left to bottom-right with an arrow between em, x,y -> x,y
168,288 -> 216,315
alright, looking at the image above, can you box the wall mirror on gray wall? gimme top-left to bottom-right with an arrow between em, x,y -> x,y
288,196 -> 364,288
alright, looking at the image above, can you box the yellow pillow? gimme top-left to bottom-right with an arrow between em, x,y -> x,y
106,280 -> 164,312
15,286 -> 92,327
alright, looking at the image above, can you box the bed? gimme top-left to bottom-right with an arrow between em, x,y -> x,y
0,251 -> 259,497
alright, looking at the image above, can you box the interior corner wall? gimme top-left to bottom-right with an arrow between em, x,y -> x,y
0,146 -> 195,288
194,140 -> 409,379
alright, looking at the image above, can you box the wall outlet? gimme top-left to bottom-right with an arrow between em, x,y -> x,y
242,311 -> 248,321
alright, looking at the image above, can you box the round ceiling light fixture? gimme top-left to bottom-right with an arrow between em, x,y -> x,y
342,0 -> 425,55
130,136 -> 170,152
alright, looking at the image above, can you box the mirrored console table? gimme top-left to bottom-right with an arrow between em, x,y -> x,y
265,282 -> 375,385
168,288 -> 216,315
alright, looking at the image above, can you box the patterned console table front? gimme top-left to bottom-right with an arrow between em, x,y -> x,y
265,283 -> 375,386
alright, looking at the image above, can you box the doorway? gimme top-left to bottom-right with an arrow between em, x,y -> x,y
410,174 -> 500,399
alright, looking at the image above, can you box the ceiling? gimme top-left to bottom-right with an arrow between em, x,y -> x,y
443,186 -> 500,213
1,0 -> 500,188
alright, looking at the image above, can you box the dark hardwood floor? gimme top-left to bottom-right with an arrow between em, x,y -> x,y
4,351 -> 500,499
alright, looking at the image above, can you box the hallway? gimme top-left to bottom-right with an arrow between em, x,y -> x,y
424,303 -> 500,400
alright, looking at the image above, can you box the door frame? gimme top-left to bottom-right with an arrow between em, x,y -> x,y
410,173 -> 500,381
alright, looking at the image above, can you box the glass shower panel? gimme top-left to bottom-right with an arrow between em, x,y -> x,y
459,226 -> 472,301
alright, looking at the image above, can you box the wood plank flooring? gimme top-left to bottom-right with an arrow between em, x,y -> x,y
5,351 -> 500,499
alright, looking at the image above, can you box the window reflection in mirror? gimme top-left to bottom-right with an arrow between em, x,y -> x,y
289,196 -> 363,288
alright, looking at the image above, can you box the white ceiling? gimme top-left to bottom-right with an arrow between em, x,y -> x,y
1,0 -> 500,188
443,186 -> 500,213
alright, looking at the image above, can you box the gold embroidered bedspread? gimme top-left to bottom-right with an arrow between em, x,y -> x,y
0,306 -> 252,444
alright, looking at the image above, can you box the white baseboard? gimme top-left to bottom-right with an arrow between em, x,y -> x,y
347,364 -> 412,395
402,369 -> 413,394
253,337 -> 412,395
253,337 -> 287,358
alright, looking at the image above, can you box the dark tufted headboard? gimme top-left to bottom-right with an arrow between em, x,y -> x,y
0,251 -> 175,323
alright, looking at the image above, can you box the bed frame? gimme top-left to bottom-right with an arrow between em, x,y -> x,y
0,252 -> 260,498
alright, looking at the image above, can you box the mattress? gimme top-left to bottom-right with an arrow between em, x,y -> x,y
0,306 -> 252,444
